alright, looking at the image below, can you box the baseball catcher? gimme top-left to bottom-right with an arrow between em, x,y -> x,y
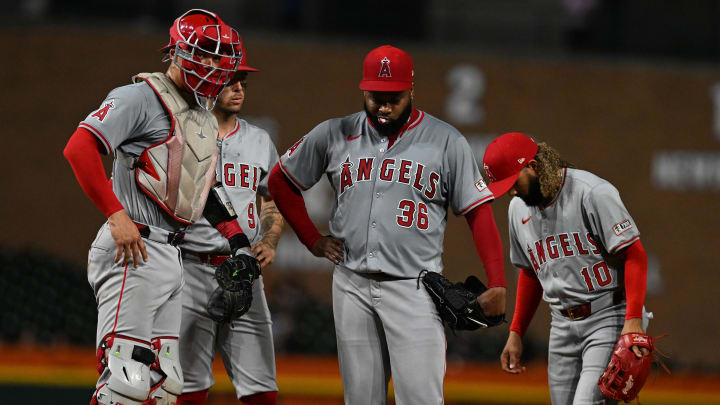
419,270 -> 505,331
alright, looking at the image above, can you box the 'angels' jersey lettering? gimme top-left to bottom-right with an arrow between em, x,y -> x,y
182,119 -> 279,253
279,109 -> 493,277
508,168 -> 640,308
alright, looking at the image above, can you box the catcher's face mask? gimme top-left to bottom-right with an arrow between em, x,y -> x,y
163,9 -> 257,110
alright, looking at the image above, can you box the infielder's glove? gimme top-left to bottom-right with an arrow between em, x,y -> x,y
206,252 -> 261,323
598,333 -> 654,402
419,270 -> 505,331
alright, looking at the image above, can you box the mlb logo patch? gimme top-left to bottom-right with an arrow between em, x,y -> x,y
612,219 -> 633,236
475,178 -> 487,192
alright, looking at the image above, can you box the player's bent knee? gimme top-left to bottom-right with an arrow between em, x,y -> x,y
148,337 -> 184,404
94,335 -> 155,404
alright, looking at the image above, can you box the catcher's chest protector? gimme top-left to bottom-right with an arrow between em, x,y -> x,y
129,72 -> 219,224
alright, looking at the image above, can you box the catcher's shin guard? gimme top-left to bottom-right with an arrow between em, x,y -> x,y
93,335 -> 155,404
148,337 -> 184,405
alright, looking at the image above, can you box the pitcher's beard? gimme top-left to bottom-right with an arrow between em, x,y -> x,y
364,102 -> 413,137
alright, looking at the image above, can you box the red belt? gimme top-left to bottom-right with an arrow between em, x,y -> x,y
181,250 -> 230,267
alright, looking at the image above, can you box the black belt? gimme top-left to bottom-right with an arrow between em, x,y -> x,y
135,223 -> 185,246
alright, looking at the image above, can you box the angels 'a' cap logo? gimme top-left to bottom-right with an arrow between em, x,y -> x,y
518,157 -> 526,164
483,163 -> 497,182
378,57 -> 392,78
359,45 -> 413,92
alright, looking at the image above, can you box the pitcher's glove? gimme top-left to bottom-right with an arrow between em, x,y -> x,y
598,333 -> 654,402
419,270 -> 505,331
206,252 -> 261,323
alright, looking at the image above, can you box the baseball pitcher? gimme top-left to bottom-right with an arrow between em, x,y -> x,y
268,45 -> 507,405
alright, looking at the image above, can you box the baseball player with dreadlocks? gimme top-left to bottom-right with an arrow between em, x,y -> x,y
483,132 -> 653,404
64,9 -> 255,404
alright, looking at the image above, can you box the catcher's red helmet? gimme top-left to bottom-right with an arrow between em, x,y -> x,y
163,9 -> 257,110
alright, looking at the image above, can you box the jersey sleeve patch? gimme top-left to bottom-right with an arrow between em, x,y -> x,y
90,101 -> 116,122
612,219 -> 633,236
286,136 -> 305,157
475,178 -> 487,192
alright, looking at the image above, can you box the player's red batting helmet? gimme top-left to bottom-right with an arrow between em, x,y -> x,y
482,132 -> 539,197
359,45 -> 414,92
163,9 -> 257,109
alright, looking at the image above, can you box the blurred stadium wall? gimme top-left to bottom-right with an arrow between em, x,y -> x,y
1,1 -> 720,403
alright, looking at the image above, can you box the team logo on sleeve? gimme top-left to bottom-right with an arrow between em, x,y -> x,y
475,178 -> 487,192
287,137 -> 305,157
91,101 -> 115,122
612,219 -> 633,236
378,57 -> 392,78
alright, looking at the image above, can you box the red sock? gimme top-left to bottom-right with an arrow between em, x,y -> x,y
241,391 -> 277,405
177,389 -> 209,405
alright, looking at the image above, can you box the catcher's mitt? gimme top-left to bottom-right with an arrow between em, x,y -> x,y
598,333 -> 654,402
206,253 -> 261,323
419,270 -> 505,331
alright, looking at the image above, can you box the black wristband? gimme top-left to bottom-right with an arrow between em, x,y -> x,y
229,233 -> 251,252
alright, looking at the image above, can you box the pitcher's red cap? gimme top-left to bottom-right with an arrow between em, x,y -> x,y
359,45 -> 414,92
482,132 -> 538,197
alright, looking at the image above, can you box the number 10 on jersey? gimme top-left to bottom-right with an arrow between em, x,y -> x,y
580,261 -> 613,292
396,200 -> 429,230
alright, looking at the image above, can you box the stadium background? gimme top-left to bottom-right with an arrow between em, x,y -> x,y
1,0 -> 719,403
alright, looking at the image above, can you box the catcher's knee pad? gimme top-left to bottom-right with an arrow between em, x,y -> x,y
148,337 -> 184,403
94,335 -> 155,404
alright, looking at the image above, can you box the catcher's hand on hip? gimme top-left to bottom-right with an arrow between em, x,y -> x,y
311,236 -> 345,265
109,210 -> 147,268
501,331 -> 526,374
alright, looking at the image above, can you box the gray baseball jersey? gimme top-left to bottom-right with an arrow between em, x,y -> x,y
279,109 -> 493,277
81,78 -> 196,401
507,168 -> 645,405
79,82 -> 182,231
508,168 -> 640,309
182,118 -> 280,253
279,108 -> 492,405
179,117 -> 279,397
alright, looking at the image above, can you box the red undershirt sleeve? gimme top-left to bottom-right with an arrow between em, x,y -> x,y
464,203 -> 506,288
509,267 -> 544,337
622,240 -> 648,320
63,127 -> 124,217
267,164 -> 322,250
